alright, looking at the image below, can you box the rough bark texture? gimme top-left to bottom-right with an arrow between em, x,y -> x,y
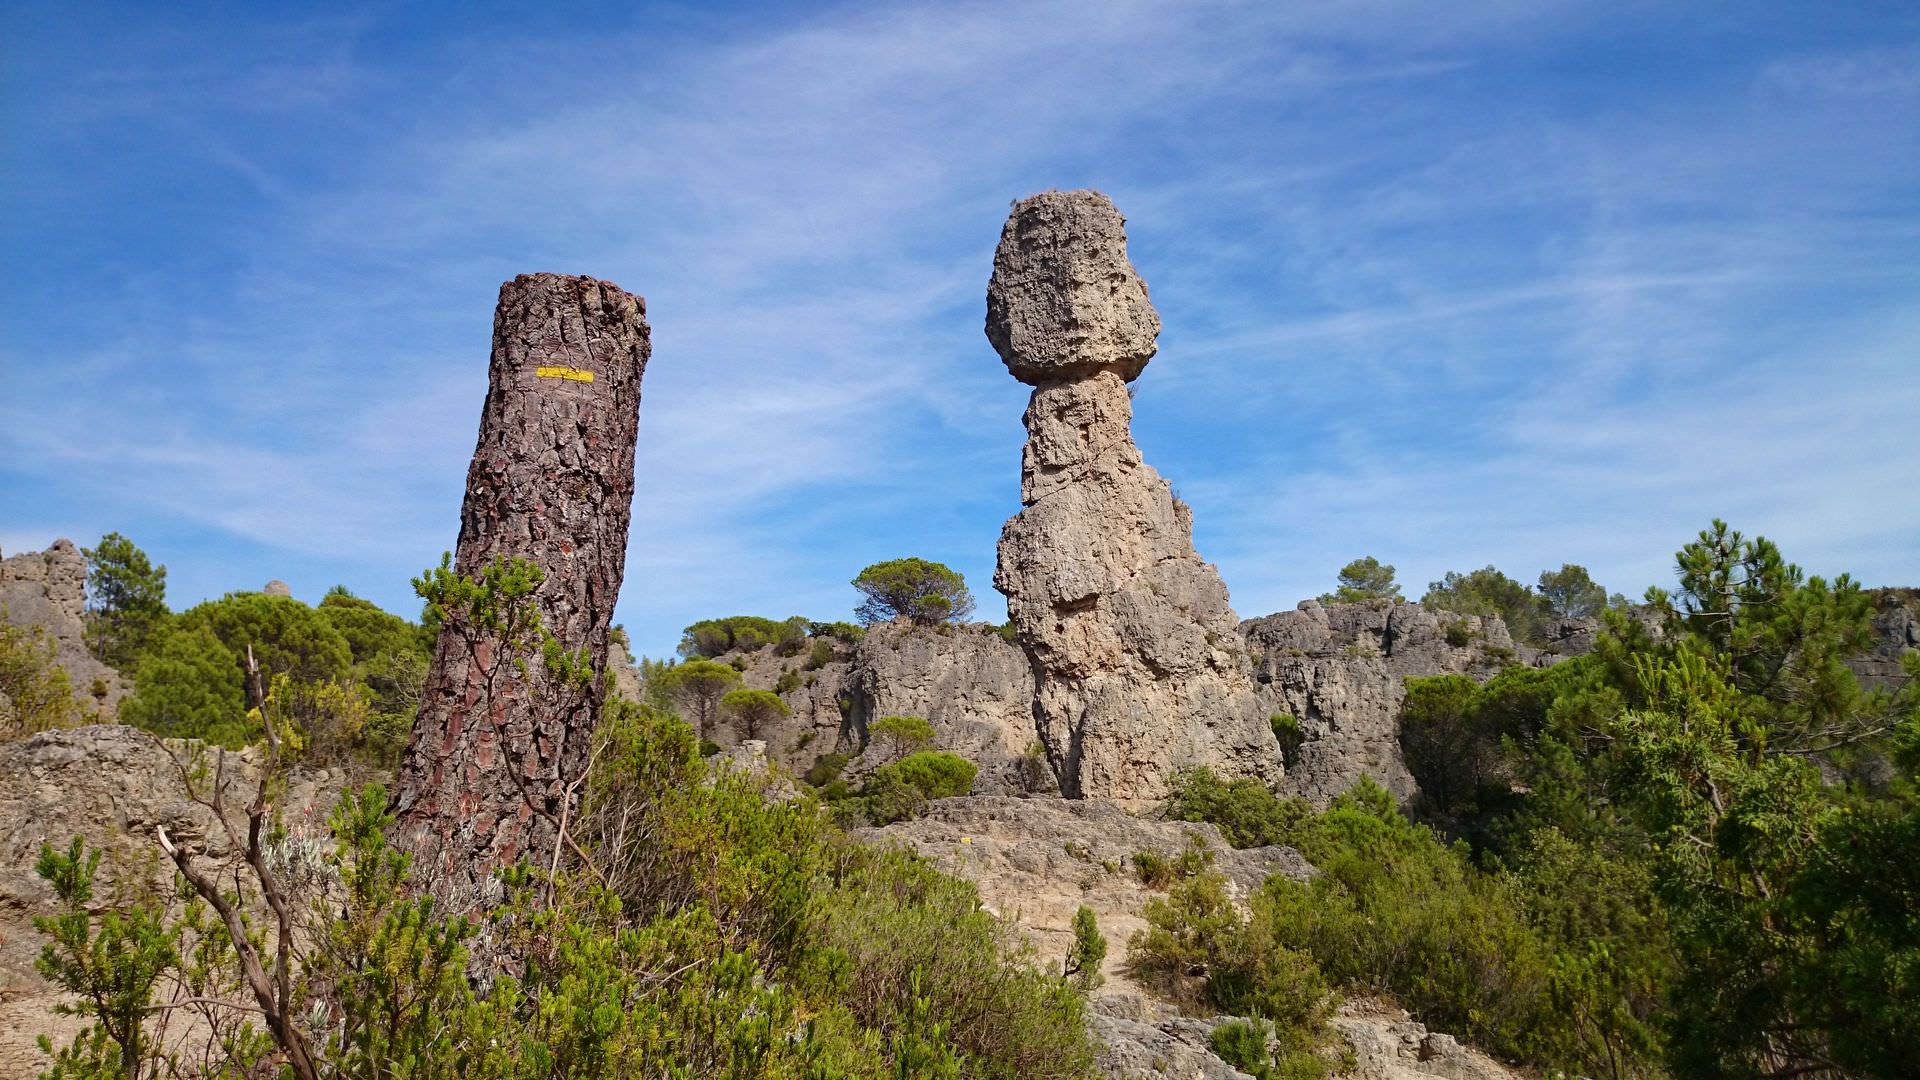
988,191 -> 1282,801
390,273 -> 648,908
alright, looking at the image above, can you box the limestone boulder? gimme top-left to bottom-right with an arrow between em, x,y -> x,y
1242,600 -> 1526,806
985,190 -> 1160,385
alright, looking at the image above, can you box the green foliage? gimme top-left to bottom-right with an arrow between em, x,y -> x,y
883,751 -> 977,799
120,586 -> 423,766
1063,906 -> 1106,991
1397,674 -> 1514,836
1,620 -> 86,739
804,752 -> 851,788
808,620 -> 866,644
773,667 -> 803,695
852,558 -> 976,626
1209,1019 -> 1330,1080
120,625 -> 250,744
1130,870 -> 1337,1076
720,686 -> 790,740
825,750 -> 978,827
1269,713 -> 1303,766
81,532 -> 169,670
317,588 -> 429,665
677,615 -> 807,658
653,657 -> 742,738
805,638 -> 839,670
32,837 -> 179,1079
178,591 -> 354,686
1317,556 -> 1400,604
1422,565 -> 1549,646
1538,563 -> 1609,620
39,700 -> 1097,1079
580,701 -> 1095,1077
870,713 -> 935,761
1164,769 -> 1314,850
1167,770 -> 1658,1077
1133,849 -> 1174,889
1184,521 -> 1914,1079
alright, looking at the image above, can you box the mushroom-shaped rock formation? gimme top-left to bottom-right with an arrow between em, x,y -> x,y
988,191 -> 1283,801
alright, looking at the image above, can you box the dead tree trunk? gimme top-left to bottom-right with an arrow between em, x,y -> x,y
390,273 -> 649,908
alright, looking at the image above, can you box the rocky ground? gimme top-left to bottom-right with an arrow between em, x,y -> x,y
865,795 -> 1523,1080
0,726 -> 348,1077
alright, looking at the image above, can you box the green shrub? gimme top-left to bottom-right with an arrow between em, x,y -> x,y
719,687 -> 789,740
883,751 -> 977,799
870,713 -> 935,761
676,615 -> 798,658
1063,906 -> 1107,991
1133,850 -> 1174,889
805,752 -> 852,788
805,639 -> 839,670
1165,768 -> 1314,849
1167,770 -> 1595,1071
1270,714 -> 1304,766
43,701 -> 1096,1077
852,558 -> 976,626
80,532 -> 170,671
828,751 -> 978,827
2,620 -> 87,739
773,668 -> 802,695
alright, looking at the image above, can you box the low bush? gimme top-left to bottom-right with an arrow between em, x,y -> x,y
36,702 -> 1097,1079
804,752 -> 852,788
1166,768 -> 1665,1077
2,620 -> 88,739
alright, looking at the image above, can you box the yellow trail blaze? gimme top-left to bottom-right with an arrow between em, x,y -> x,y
535,365 -> 595,382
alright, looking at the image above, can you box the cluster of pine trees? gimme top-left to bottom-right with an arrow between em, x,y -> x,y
1157,521 -> 1916,1080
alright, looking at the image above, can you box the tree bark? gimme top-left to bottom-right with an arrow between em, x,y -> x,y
390,273 -> 649,908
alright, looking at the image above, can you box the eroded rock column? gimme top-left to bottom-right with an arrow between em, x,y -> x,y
391,273 -> 649,906
988,191 -> 1281,800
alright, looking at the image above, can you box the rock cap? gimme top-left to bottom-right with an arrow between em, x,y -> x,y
986,189 -> 1160,385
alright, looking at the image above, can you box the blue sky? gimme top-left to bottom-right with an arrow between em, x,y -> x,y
3,1 -> 1917,659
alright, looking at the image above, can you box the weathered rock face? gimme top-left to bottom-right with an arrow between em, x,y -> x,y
985,190 -> 1161,385
0,726 -> 347,1076
1243,600 -> 1530,806
863,795 -> 1311,997
989,191 -> 1282,800
0,540 -> 127,718
390,273 -> 648,907
698,622 -> 1048,796
1853,589 -> 1919,691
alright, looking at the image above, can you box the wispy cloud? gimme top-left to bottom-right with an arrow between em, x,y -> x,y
2,1 -> 1915,655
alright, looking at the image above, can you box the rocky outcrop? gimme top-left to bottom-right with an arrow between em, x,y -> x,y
989,191 -> 1282,801
850,622 -> 1045,792
390,273 -> 649,907
1330,1002 -> 1521,1080
0,540 -> 127,719
0,725 -> 348,1076
868,795 -> 1521,1080
1243,600 -> 1536,805
864,795 -> 1310,994
1853,589 -> 1919,691
696,622 -> 1047,795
